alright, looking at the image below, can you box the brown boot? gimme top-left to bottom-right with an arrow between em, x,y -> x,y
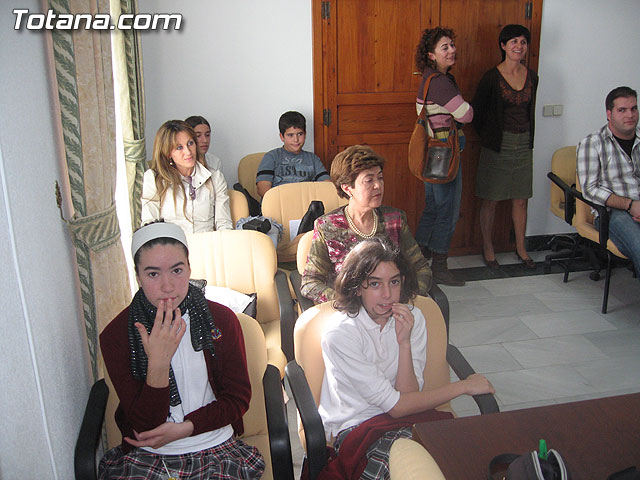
431,253 -> 465,286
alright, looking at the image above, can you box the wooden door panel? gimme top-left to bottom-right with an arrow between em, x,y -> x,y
314,0 -> 543,252
336,0 -> 423,94
337,104 -> 416,134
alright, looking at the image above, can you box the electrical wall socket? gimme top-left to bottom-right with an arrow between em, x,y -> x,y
542,104 -> 563,117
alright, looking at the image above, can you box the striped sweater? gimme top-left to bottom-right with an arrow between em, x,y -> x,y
415,66 -> 472,142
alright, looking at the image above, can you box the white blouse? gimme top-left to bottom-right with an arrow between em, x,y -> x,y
318,305 -> 427,440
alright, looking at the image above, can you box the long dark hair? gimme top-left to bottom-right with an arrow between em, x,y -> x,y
333,238 -> 418,316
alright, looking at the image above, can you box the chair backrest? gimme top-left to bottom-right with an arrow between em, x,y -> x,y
237,152 -> 265,203
186,230 -> 287,372
296,230 -> 315,274
550,146 -> 577,222
574,175 -> 626,257
229,189 -> 249,226
293,295 -> 451,448
262,182 -> 347,262
236,312 -> 274,480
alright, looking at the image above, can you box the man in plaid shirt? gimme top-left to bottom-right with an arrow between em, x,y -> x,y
577,86 -> 640,278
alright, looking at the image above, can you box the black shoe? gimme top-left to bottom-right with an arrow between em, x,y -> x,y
482,253 -> 500,269
515,251 -> 536,269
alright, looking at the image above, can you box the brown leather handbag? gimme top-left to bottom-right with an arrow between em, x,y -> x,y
408,73 -> 460,184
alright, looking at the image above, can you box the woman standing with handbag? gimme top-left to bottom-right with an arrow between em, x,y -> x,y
472,24 -> 538,269
414,27 -> 473,286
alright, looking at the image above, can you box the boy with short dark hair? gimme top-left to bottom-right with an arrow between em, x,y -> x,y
256,111 -> 330,197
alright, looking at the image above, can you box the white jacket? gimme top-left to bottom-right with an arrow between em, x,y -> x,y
141,162 -> 233,233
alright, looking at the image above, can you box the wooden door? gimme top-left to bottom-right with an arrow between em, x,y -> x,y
312,0 -> 542,255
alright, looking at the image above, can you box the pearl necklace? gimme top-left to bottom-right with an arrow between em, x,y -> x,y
345,207 -> 378,239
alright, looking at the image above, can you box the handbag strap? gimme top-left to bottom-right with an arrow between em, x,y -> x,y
417,72 -> 458,138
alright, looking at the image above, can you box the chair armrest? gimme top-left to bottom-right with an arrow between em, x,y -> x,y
446,344 -> 499,415
263,364 -> 294,480
275,269 -> 297,362
428,283 -> 449,338
285,361 -> 328,480
289,270 -> 315,313
74,379 -> 109,480
547,171 -> 576,224
569,187 -> 611,248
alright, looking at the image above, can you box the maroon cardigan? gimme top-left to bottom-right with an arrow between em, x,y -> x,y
100,300 -> 251,452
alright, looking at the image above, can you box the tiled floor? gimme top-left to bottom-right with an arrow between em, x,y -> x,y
444,250 -> 640,416
284,250 -> 640,474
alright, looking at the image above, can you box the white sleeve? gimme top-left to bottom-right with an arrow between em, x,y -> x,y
322,325 -> 400,413
409,306 -> 428,391
210,169 -> 233,231
141,169 -> 161,225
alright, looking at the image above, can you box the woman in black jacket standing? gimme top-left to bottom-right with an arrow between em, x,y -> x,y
472,24 -> 538,269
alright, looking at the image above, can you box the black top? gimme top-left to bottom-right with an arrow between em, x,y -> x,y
472,67 -> 539,153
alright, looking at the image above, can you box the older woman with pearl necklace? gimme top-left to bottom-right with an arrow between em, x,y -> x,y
300,145 -> 432,304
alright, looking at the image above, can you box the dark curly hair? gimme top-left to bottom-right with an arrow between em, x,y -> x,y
333,238 -> 418,317
415,27 -> 455,71
329,145 -> 385,199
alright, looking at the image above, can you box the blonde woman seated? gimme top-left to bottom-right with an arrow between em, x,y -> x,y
317,239 -> 494,478
300,144 -> 431,304
142,120 -> 232,233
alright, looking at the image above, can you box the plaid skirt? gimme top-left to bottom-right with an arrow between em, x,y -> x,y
335,426 -> 413,480
98,437 -> 265,479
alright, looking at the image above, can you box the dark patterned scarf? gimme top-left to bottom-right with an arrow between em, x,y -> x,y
127,284 -> 216,407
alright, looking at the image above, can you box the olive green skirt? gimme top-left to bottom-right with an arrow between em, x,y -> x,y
475,131 -> 533,201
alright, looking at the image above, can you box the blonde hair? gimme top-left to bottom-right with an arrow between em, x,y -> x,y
150,120 -> 208,222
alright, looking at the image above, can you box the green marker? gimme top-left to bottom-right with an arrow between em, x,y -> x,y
538,439 -> 548,460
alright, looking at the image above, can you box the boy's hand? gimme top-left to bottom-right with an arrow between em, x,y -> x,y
463,373 -> 495,396
393,303 -> 415,346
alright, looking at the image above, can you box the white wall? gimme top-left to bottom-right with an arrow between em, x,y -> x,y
141,0 -> 640,236
140,0 -> 314,186
0,2 -> 91,478
528,0 -> 640,234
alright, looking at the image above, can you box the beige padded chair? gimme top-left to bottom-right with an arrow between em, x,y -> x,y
389,438 -> 445,480
237,152 -> 265,204
228,189 -> 249,226
236,312 -> 293,480
545,146 -> 578,275
186,230 -> 295,373
290,230 -> 315,313
261,181 -> 347,262
285,295 -> 497,478
83,313 -> 294,480
571,177 -> 629,313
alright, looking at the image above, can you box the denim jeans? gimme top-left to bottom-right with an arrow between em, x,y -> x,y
602,209 -> 640,279
415,164 -> 462,255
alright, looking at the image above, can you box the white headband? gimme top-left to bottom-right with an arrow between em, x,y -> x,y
131,222 -> 188,258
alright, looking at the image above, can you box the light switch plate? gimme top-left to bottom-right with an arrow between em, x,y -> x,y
543,105 -> 554,116
553,104 -> 563,116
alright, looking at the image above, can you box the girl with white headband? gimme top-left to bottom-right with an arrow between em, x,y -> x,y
98,220 -> 264,479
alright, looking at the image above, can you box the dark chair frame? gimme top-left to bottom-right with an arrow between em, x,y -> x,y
566,186 -> 635,314
75,369 -> 294,480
